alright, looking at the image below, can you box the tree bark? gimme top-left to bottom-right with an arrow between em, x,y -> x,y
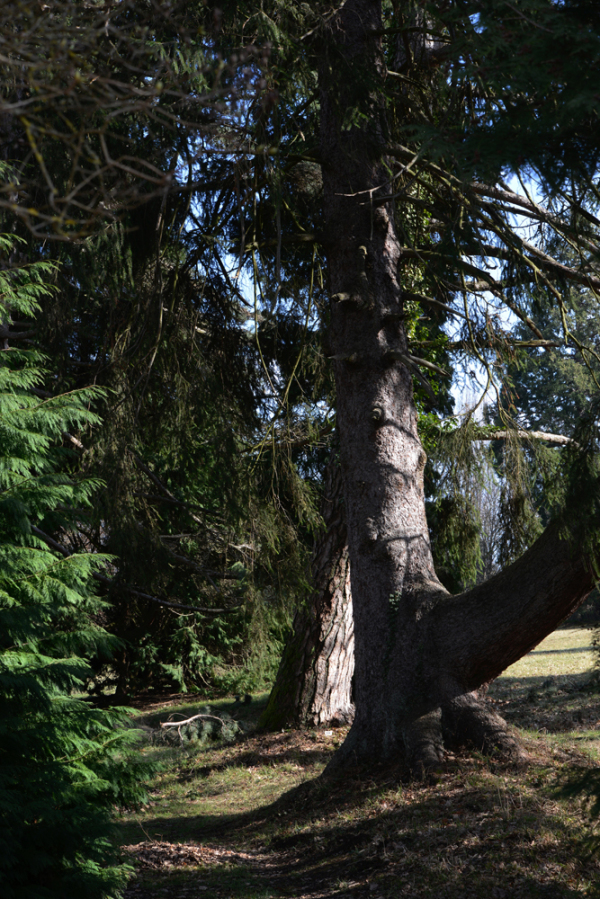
260,456 -> 355,729
318,0 -> 596,775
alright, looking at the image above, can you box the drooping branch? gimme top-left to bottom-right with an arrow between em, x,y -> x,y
385,144 -> 600,353
106,583 -> 241,616
412,338 -> 561,350
129,451 -> 208,522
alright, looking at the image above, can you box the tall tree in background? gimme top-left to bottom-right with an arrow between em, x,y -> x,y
1,0 -> 323,697
262,454 -> 355,729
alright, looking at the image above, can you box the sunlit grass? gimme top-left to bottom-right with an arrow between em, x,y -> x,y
500,627 -> 595,680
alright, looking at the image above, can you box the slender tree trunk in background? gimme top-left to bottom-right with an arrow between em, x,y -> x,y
260,456 -> 355,729
317,0 -> 595,775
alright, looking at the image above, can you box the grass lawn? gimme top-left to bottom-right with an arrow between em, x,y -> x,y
117,628 -> 600,899
503,628 -> 595,679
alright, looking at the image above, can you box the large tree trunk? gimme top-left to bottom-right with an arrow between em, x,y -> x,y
319,0 -> 596,775
260,456 -> 355,729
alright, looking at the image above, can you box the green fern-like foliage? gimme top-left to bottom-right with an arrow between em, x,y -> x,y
0,237 -> 147,899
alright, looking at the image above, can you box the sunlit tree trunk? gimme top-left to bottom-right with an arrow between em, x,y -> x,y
260,457 -> 354,729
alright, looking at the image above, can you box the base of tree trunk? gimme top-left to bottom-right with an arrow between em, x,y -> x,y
323,691 -> 527,779
260,457 -> 355,731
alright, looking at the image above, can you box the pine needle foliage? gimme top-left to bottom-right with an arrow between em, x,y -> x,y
0,238 -> 150,899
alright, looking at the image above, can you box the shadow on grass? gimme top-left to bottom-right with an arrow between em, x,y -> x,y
489,673 -> 600,735
119,676 -> 600,898
116,766 -> 393,844
188,746 -> 332,779
491,673 -> 593,696
121,763 -> 592,899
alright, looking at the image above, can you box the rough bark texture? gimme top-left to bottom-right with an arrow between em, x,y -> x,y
318,0 -> 595,774
321,0 -> 447,769
260,457 -> 355,729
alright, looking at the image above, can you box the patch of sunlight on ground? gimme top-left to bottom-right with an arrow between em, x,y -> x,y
500,627 -> 595,679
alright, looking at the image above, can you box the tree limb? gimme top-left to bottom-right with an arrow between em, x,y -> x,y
434,520 -> 596,692
402,290 -> 469,320
411,338 -> 562,351
129,451 -> 207,525
160,713 -> 227,729
479,429 -> 574,446
384,349 -> 449,377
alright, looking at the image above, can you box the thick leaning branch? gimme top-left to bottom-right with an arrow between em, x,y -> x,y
433,520 -> 596,693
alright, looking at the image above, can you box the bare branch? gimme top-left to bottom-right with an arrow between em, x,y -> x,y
160,713 -> 227,729
477,429 -> 575,447
402,290 -> 469,320
411,338 -> 562,351
384,349 -> 449,377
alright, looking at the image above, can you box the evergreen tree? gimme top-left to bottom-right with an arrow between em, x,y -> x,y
488,283 -> 600,611
0,235 -> 150,898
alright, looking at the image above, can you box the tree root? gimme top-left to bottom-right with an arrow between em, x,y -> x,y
441,690 -> 528,762
323,690 -> 527,781
402,708 -> 445,776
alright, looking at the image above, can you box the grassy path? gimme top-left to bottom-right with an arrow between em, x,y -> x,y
119,629 -> 600,899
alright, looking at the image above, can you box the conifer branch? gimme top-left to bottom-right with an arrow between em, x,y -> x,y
129,451 -> 206,524
384,349 -> 449,377
411,338 -> 562,351
30,527 -> 238,615
402,291 -> 469,320
382,353 -> 438,404
31,526 -> 70,557
106,583 -> 241,616
161,547 -> 240,582
0,326 -> 36,340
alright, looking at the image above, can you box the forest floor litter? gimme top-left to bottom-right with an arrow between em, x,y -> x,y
117,627 -> 600,898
